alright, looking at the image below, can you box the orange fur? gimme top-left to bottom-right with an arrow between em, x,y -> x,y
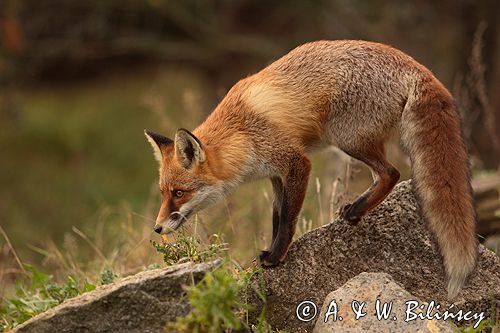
146,40 -> 477,298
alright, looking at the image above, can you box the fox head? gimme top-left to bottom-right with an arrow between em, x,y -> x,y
144,129 -> 227,235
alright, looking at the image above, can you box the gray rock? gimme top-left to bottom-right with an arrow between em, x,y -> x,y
12,260 -> 221,333
249,180 -> 500,332
313,272 -> 456,333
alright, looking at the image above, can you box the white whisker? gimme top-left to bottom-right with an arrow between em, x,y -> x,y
170,211 -> 189,222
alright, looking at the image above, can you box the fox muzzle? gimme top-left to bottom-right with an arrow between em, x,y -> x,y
153,210 -> 191,235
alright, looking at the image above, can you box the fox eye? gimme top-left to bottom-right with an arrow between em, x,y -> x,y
173,190 -> 184,198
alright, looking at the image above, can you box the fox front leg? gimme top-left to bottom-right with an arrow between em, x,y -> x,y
270,176 -> 284,242
260,154 -> 311,267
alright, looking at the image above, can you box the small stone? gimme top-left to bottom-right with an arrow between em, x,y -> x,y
313,273 -> 456,333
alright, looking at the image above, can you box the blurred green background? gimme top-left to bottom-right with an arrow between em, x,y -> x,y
1,0 -> 499,294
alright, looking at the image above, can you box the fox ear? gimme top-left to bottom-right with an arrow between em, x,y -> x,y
144,130 -> 173,162
174,128 -> 205,169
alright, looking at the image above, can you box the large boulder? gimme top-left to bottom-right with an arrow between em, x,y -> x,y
12,260 -> 221,333
250,180 -> 500,332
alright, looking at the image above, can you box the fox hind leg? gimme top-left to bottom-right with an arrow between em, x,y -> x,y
340,143 -> 400,223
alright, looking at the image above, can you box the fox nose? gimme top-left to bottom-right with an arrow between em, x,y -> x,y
153,225 -> 163,234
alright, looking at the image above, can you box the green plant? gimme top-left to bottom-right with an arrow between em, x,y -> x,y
151,231 -> 227,266
166,261 -> 286,333
145,263 -> 162,271
0,265 -> 95,332
455,320 -> 499,333
455,298 -> 499,333
100,268 -> 118,285
166,263 -> 252,333
251,309 -> 281,333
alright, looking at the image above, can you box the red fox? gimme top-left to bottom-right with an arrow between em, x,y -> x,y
145,40 -> 477,299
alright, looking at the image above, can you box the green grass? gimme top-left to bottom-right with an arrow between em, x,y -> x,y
0,226 -> 282,333
151,231 -> 228,266
455,318 -> 499,333
0,265 -> 96,331
99,268 -> 118,285
166,260 -> 285,333
454,297 -> 499,333
0,225 -> 225,331
149,230 -> 284,332
167,263 -> 250,333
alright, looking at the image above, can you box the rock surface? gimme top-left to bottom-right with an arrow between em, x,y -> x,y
313,272 -> 456,333
250,180 -> 500,332
12,260 -> 221,333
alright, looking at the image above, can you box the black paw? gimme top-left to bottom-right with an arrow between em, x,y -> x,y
339,203 -> 362,224
259,250 -> 280,267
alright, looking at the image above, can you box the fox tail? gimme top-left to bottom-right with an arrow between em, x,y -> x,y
401,76 -> 477,299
